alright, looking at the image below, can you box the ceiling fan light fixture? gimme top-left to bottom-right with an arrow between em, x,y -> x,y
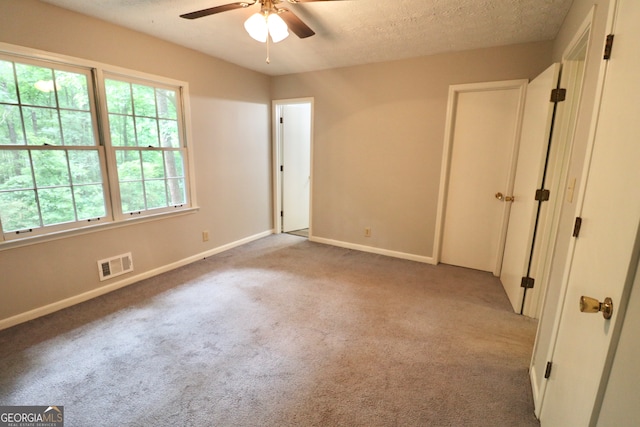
267,13 -> 289,43
244,12 -> 269,42
244,11 -> 289,44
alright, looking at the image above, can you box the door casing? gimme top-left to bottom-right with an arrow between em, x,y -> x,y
272,98 -> 314,235
434,80 -> 527,275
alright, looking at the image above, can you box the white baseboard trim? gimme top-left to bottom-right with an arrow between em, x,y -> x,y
0,230 -> 273,331
309,236 -> 435,265
530,365 -> 543,418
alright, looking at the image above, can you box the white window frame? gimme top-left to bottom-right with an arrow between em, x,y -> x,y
0,43 -> 197,247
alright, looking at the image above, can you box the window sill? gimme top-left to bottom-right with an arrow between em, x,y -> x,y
0,207 -> 200,252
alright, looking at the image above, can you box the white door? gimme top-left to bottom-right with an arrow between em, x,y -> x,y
280,103 -> 311,233
439,81 -> 527,273
539,0 -> 640,423
500,63 -> 561,313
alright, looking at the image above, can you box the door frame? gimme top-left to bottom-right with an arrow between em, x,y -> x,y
272,97 -> 314,235
528,5 -> 601,414
434,80 -> 528,275
535,0 -> 625,420
524,8 -> 594,324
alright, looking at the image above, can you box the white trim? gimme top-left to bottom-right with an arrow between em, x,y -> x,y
536,0 -> 619,419
0,229 -> 273,331
311,236 -> 435,265
0,41 -> 196,244
272,97 -> 314,237
528,10 -> 596,398
433,79 -> 528,274
0,207 -> 199,252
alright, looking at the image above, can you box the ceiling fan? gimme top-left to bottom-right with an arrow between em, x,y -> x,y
180,0 -> 339,42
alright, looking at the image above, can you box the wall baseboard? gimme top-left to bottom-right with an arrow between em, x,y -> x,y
0,230 -> 273,331
309,236 -> 435,265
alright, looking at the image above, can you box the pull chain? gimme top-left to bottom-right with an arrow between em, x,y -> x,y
266,35 -> 271,64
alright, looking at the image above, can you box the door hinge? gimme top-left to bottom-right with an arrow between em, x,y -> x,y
544,361 -> 553,379
550,88 -> 567,103
280,165 -> 283,172
521,277 -> 535,289
535,189 -> 550,202
279,117 -> 283,124
604,34 -> 615,60
280,210 -> 283,217
573,217 -> 583,237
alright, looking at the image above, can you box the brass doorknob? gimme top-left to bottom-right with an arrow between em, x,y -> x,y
495,192 -> 515,202
580,296 -> 614,320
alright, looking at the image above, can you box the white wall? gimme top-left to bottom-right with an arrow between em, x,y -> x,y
271,42 -> 553,259
0,0 -> 273,327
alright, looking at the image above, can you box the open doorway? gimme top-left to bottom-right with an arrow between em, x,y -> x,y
272,98 -> 313,237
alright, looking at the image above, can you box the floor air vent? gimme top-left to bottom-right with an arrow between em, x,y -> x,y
98,252 -> 133,281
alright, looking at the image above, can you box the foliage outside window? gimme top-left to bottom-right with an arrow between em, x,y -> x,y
0,50 -> 192,242
105,77 -> 186,214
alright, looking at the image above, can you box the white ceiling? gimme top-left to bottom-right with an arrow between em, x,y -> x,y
39,0 -> 574,76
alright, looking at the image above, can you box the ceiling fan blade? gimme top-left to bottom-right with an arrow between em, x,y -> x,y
180,2 -> 254,20
278,8 -> 316,38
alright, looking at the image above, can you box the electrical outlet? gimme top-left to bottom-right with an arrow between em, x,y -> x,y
364,227 -> 371,237
202,230 -> 209,242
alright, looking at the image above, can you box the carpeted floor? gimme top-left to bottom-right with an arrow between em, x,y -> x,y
286,228 -> 309,238
0,234 -> 540,426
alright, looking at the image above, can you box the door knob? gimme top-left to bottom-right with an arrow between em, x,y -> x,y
579,296 -> 614,319
495,192 -> 515,202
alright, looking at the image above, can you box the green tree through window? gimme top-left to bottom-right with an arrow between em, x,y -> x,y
105,78 -> 186,214
0,57 -> 105,234
0,49 -> 192,241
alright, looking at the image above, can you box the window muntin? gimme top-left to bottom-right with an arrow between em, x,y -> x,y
104,77 -> 187,215
0,48 -> 193,242
0,56 -> 107,237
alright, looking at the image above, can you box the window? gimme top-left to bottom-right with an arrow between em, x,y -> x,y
104,77 -> 187,215
0,49 -> 193,242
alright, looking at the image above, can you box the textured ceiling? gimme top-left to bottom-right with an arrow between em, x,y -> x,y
39,0 -> 574,76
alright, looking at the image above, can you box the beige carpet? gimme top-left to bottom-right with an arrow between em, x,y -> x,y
0,234 -> 539,426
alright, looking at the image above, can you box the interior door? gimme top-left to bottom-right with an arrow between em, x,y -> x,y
281,103 -> 311,233
500,63 -> 561,314
539,0 -> 640,423
440,82 -> 526,273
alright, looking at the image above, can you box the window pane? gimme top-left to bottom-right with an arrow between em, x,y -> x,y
109,114 -> 136,146
39,187 -> 75,225
55,70 -> 90,111
105,79 -> 132,114
32,150 -> 70,187
69,150 -> 102,185
0,60 -> 18,104
142,151 -> 164,179
167,178 -> 186,206
60,110 -> 95,146
116,150 -> 142,180
23,106 -> 62,146
74,184 -> 106,220
0,189 -> 40,232
135,117 -> 159,147
156,88 -> 177,119
159,119 -> 179,148
164,151 -> 184,178
0,150 -> 33,189
144,179 -> 166,209
133,84 -> 156,117
120,181 -> 144,213
16,63 -> 57,108
0,104 -> 26,145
